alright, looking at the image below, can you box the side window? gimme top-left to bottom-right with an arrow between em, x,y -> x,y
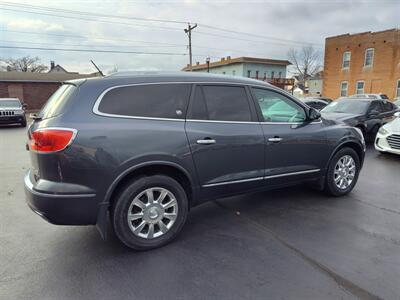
188,85 -> 252,122
368,101 -> 383,113
98,84 -> 191,119
252,88 -> 306,123
382,101 -> 394,112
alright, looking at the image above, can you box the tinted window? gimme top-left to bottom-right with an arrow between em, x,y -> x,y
40,84 -> 76,120
382,101 -> 393,112
368,101 -> 383,113
191,85 -> 252,121
252,88 -> 306,122
98,84 -> 191,119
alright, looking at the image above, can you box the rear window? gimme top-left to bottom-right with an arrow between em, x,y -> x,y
97,84 -> 191,119
39,84 -> 76,119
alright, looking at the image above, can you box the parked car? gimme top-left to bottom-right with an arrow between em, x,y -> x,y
301,98 -> 330,110
0,98 -> 27,127
375,112 -> 400,155
349,93 -> 389,100
25,73 -> 365,250
321,98 -> 398,140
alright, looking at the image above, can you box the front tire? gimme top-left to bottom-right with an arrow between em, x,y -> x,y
112,175 -> 188,250
324,147 -> 360,196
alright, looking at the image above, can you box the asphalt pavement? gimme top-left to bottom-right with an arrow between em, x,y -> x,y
1,125 -> 399,300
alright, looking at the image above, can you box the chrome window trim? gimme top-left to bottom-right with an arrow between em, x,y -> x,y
92,81 -> 270,121
264,169 -> 320,179
202,176 -> 264,187
202,169 -> 321,187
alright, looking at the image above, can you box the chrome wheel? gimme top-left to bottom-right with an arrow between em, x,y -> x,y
334,155 -> 356,190
127,187 -> 178,239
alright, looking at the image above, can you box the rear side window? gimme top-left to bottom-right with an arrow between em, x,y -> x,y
189,85 -> 252,121
368,101 -> 383,113
39,84 -> 76,120
98,84 -> 191,119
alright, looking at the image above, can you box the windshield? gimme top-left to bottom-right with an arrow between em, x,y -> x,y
39,84 -> 76,119
0,100 -> 21,108
321,100 -> 369,114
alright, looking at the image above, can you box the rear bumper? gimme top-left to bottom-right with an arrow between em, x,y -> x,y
24,170 -> 99,225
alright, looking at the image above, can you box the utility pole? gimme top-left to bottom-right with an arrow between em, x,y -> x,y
184,23 -> 197,71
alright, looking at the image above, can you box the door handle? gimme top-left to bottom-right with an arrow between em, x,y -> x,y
268,137 -> 282,143
197,138 -> 216,145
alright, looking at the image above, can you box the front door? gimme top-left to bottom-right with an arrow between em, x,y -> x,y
251,87 -> 330,186
185,84 -> 264,199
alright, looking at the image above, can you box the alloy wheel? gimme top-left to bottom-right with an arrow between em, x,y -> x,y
334,155 -> 356,190
127,187 -> 178,239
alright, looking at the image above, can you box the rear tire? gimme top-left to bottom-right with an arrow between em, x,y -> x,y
112,175 -> 188,250
324,147 -> 360,197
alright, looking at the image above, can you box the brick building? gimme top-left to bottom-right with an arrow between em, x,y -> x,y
323,29 -> 400,100
0,71 -> 99,110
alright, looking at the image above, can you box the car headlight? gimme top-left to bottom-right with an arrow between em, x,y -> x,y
14,109 -> 24,115
378,126 -> 389,135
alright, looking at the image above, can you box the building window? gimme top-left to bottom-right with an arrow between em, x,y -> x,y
340,81 -> 348,97
263,72 -> 267,79
356,81 -> 365,94
247,70 -> 251,78
364,48 -> 374,67
397,79 -> 400,97
232,70 -> 236,76
278,72 -> 282,78
255,70 -> 259,79
271,71 -> 275,78
342,51 -> 351,69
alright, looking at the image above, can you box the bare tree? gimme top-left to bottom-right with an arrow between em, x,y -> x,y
0,56 -> 48,72
287,46 -> 322,85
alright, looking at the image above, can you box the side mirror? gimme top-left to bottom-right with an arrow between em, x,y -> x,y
368,110 -> 379,117
308,107 -> 321,121
394,112 -> 400,118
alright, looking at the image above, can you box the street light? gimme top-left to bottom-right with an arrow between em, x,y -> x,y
206,57 -> 210,73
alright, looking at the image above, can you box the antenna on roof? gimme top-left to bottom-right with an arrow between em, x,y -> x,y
90,60 -> 104,77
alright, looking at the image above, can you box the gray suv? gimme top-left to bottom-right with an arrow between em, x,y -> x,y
0,98 -> 27,127
25,73 -> 365,250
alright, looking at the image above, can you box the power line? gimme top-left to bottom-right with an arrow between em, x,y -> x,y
0,1 -> 322,47
0,7 -> 183,32
0,45 -> 188,56
0,1 -> 188,25
0,29 -> 187,47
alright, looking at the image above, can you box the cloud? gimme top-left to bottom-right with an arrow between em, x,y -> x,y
7,18 -> 65,32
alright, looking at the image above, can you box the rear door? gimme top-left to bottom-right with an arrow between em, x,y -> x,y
250,87 -> 329,186
185,84 -> 264,199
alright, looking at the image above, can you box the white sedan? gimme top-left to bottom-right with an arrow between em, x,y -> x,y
375,112 -> 400,155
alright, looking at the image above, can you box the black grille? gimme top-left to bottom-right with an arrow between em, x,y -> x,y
0,111 -> 15,116
387,134 -> 400,150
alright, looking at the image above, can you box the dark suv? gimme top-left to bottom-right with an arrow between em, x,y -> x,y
25,73 -> 365,250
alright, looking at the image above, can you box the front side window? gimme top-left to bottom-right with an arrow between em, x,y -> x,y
340,82 -> 348,97
342,51 -> 351,69
252,88 -> 306,123
189,85 -> 252,122
356,81 -> 365,94
97,84 -> 191,119
364,48 -> 374,67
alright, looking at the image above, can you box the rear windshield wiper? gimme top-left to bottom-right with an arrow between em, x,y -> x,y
30,113 -> 42,121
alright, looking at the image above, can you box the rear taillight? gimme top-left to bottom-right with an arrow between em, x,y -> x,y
29,128 -> 76,153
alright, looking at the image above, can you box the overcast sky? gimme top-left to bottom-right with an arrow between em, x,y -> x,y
0,0 -> 399,74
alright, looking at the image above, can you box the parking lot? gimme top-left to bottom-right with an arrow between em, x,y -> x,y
0,125 -> 399,300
